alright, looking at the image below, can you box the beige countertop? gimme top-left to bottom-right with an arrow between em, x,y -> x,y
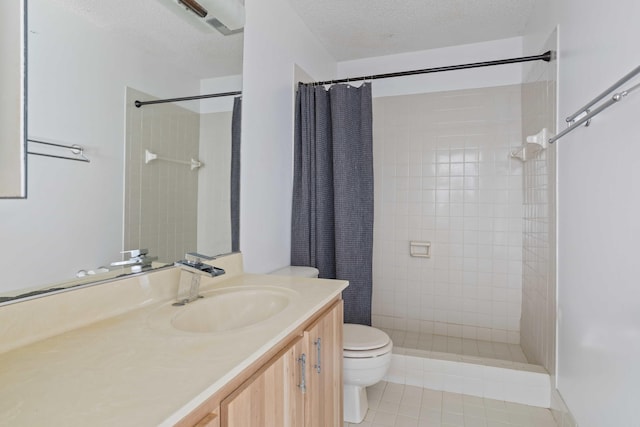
0,264 -> 347,426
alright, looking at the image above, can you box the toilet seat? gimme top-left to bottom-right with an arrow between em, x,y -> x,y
343,324 -> 392,358
344,341 -> 393,358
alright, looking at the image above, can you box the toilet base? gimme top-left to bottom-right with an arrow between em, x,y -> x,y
344,384 -> 368,423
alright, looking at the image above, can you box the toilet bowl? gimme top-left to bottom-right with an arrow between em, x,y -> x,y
342,323 -> 392,423
269,265 -> 393,424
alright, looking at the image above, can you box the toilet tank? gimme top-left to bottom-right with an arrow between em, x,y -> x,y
269,266 -> 319,278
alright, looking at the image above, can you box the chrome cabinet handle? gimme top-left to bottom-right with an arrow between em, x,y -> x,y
314,338 -> 321,374
298,353 -> 307,393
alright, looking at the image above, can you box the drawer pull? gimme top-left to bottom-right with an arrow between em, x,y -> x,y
314,338 -> 321,374
298,353 -> 307,393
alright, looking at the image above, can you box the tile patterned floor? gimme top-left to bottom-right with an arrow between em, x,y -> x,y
380,329 -> 529,364
344,382 -> 557,427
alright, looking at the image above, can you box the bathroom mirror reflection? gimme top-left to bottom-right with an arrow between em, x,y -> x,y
0,0 -> 243,303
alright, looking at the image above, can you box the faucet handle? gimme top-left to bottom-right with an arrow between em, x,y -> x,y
111,249 -> 156,268
122,249 -> 149,258
185,252 -> 215,263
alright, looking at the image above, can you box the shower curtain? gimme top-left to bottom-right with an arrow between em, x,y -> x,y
231,97 -> 241,253
291,83 -> 374,325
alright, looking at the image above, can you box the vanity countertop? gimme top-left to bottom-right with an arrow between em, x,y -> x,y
0,270 -> 347,426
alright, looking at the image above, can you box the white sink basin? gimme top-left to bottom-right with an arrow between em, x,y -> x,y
167,286 -> 295,333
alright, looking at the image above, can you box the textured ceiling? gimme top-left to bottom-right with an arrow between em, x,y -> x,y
48,0 -> 536,76
285,0 -> 536,61
48,0 -> 244,79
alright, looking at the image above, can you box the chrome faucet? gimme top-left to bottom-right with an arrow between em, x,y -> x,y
173,253 -> 225,306
110,249 -> 157,272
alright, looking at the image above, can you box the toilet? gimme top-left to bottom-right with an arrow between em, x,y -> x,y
270,265 -> 393,424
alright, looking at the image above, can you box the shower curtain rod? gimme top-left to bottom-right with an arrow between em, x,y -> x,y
134,90 -> 242,108
306,51 -> 553,86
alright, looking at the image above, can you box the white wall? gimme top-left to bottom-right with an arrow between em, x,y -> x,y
240,0 -> 336,273
198,110 -> 233,256
525,1 -> 640,426
196,75 -> 242,256
0,0 -> 200,293
337,37 -> 524,98
199,75 -> 242,114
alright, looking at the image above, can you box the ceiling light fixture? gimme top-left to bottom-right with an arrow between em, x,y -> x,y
178,0 -> 208,18
158,0 -> 245,35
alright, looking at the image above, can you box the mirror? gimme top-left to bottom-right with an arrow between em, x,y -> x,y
0,0 -> 243,303
0,0 -> 27,198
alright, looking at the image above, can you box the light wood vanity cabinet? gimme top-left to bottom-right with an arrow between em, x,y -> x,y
192,413 -> 219,427
221,336 -> 306,426
304,300 -> 343,427
178,299 -> 343,427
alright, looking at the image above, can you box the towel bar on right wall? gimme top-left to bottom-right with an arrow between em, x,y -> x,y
549,64 -> 640,144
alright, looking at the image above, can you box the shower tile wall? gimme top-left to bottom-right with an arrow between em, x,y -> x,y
372,85 -> 524,345
520,31 -> 558,374
125,88 -> 200,263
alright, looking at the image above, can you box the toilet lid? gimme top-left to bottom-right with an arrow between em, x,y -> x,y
269,266 -> 319,278
343,324 -> 391,351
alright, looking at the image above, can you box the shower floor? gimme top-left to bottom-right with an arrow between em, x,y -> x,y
378,328 -> 550,407
380,328 -> 529,364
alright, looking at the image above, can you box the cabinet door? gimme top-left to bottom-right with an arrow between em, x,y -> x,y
305,301 -> 344,427
221,336 -> 305,427
192,413 -> 219,427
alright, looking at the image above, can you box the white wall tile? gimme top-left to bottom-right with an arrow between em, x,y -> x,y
519,31 -> 557,374
373,86 -> 523,343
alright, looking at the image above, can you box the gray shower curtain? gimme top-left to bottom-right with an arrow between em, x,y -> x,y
231,96 -> 241,253
291,83 -> 374,325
